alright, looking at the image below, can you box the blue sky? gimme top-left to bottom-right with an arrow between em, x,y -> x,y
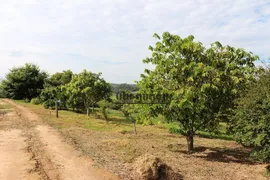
0,0 -> 269,83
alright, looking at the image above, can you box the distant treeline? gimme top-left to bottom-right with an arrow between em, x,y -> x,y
111,83 -> 138,93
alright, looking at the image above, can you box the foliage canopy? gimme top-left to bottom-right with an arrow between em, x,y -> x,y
138,32 -> 258,152
1,63 -> 48,100
232,69 -> 270,162
66,70 -> 112,116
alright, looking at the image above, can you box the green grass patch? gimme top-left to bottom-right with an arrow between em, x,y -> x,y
14,100 -> 234,141
167,122 -> 233,141
15,101 -> 135,132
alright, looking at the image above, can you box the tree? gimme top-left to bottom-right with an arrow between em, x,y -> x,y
41,70 -> 73,109
138,32 -> 258,152
0,79 -> 6,98
0,88 -> 6,98
45,70 -> 73,87
66,70 -> 112,116
232,69 -> 270,162
97,100 -> 113,121
1,63 -> 48,100
120,104 -> 139,134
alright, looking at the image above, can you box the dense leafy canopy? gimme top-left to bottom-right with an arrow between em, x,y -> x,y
138,32 -> 258,151
1,64 -> 48,100
66,70 -> 112,116
45,70 -> 73,87
40,70 -> 73,109
232,69 -> 270,162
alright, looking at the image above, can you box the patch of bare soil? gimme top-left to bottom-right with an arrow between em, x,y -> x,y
0,129 -> 40,180
1,99 -> 119,180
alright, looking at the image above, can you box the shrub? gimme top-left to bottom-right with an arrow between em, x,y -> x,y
24,98 -> 30,103
31,98 -> 42,105
98,100 -> 110,121
43,99 -> 55,109
232,70 -> 270,162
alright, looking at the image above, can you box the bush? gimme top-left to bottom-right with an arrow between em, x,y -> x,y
31,98 -> 42,105
110,100 -> 123,110
43,99 -> 55,109
98,100 -> 110,121
23,98 -> 30,103
232,70 -> 270,162
169,127 -> 181,134
0,88 -> 6,98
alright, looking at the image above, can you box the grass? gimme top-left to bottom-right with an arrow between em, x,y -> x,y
162,120 -> 233,141
14,100 -> 233,140
15,100 -> 136,132
0,103 -> 13,110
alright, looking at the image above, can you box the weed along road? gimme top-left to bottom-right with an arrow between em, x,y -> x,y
0,99 -> 119,180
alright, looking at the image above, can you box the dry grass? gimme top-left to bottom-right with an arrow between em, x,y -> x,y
15,101 -> 269,180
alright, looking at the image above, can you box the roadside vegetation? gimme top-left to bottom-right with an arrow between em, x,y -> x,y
1,32 -> 270,178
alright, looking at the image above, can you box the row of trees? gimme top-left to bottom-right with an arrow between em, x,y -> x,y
0,65 -> 112,116
0,32 -> 269,162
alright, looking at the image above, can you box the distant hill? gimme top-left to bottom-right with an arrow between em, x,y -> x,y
111,83 -> 138,93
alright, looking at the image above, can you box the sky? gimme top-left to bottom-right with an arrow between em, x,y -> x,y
0,0 -> 269,83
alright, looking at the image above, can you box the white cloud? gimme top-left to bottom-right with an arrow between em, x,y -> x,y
0,0 -> 269,83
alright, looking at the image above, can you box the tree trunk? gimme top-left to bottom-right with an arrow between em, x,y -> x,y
87,107 -> 90,116
55,101 -> 59,118
186,133 -> 194,153
133,121 -> 137,135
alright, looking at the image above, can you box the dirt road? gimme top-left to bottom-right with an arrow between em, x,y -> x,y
0,99 -> 119,180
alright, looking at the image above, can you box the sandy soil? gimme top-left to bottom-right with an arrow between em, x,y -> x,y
0,129 -> 40,180
0,99 -> 119,180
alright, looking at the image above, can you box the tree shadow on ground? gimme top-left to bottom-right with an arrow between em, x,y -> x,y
168,144 -> 207,154
168,143 -> 259,165
194,146 -> 259,165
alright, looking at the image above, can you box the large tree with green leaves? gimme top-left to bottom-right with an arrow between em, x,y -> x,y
1,63 -> 48,100
138,32 -> 258,152
232,69 -> 270,162
66,70 -> 112,116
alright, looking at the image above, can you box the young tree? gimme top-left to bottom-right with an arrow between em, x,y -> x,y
41,70 -> 73,109
1,63 -> 48,100
232,69 -> 270,162
66,70 -> 111,116
138,32 -> 258,152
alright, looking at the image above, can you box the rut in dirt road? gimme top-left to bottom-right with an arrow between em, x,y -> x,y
1,99 -> 120,180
